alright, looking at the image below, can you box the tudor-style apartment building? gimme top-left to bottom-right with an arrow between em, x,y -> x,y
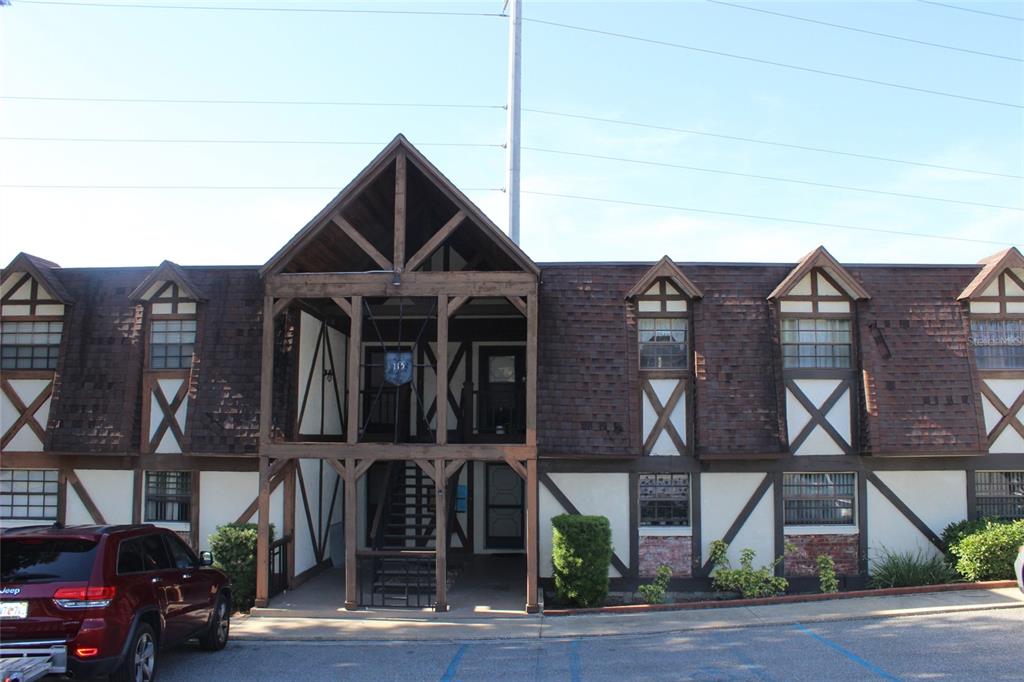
2,136 -> 1022,611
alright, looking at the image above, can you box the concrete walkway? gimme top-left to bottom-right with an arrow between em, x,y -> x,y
233,586 -> 1024,642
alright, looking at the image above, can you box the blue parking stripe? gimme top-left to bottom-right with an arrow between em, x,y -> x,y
794,624 -> 901,681
569,639 -> 582,682
440,643 -> 468,682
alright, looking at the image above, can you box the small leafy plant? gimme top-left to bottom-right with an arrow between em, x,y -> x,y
941,517 -> 1003,564
638,564 -> 673,604
816,554 -> 839,593
869,547 -> 955,588
708,540 -> 789,599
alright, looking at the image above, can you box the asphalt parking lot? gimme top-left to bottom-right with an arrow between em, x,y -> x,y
158,607 -> 1023,681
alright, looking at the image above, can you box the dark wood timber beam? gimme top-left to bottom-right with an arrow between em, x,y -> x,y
255,456 -> 271,607
267,271 -> 537,298
272,297 -> 293,318
437,294 -> 449,445
394,152 -> 407,273
332,215 -> 393,271
506,295 -> 527,317
344,458 -> 358,610
331,296 -> 353,318
434,456 -> 448,612
263,442 -> 536,460
867,473 -> 946,552
405,210 -> 465,273
448,295 -> 470,318
526,294 -> 538,448
66,469 -> 106,524
699,473 -> 773,576
346,296 -> 362,445
526,458 -> 539,613
259,296 -> 275,447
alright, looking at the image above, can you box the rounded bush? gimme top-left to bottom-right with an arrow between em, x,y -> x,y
551,514 -> 612,608
952,520 -> 1024,582
208,522 -> 274,612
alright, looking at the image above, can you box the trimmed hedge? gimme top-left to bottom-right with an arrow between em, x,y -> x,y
951,520 -> 1024,581
208,522 -> 274,612
551,514 -> 612,608
941,518 -> 999,564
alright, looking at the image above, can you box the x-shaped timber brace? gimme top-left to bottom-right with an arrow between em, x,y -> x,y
0,374 -> 53,450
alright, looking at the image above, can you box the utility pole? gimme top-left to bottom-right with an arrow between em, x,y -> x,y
506,0 -> 523,245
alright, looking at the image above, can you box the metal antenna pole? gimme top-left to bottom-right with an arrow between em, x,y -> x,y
506,0 -> 523,245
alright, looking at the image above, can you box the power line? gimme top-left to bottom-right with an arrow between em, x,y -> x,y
916,1 -> 1024,22
0,184 -> 505,191
707,0 -> 1022,62
0,136 -> 502,148
15,0 -> 506,18
522,190 -> 1018,246
522,16 -> 1024,109
523,145 -> 1023,211
0,95 -> 503,109
523,108 -> 1023,180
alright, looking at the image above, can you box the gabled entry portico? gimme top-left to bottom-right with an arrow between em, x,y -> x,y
253,135 -> 541,612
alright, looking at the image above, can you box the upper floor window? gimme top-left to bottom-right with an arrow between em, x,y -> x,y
970,320 -> 1024,370
637,279 -> 690,371
1,320 -> 63,370
781,318 -> 852,369
150,319 -> 197,369
144,281 -> 197,370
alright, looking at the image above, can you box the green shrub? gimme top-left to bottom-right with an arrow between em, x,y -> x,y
817,554 -> 839,594
952,520 -> 1024,581
869,547 -> 955,588
208,522 -> 274,612
941,518 -> 1003,564
551,514 -> 612,607
638,564 -> 672,604
708,540 -> 789,599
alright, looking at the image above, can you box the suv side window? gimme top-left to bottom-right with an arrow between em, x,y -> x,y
117,538 -> 145,574
141,534 -> 173,571
164,534 -> 197,570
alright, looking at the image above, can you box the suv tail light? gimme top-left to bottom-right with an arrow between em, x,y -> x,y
53,586 -> 116,609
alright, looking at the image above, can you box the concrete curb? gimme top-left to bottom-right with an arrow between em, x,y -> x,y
543,579 -> 1018,616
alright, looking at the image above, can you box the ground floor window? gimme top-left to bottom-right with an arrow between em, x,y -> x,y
0,469 -> 59,520
975,471 -> 1024,520
783,472 -> 855,525
144,471 -> 191,523
639,473 -> 690,526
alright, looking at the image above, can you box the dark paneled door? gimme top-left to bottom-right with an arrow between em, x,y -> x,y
485,463 -> 524,550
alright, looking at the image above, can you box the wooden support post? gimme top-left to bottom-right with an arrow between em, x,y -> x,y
434,457 -> 448,612
347,296 -> 362,445
525,293 -> 538,447
260,296 -> 275,445
255,455 -> 271,608
284,461 -> 296,588
344,459 -> 358,610
525,457 -> 539,613
436,295 -> 448,445
394,152 -> 407,273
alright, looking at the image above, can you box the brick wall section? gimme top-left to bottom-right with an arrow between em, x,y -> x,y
785,533 -> 859,577
638,535 -> 692,578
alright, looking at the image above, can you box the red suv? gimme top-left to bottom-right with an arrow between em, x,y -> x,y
0,524 -> 231,681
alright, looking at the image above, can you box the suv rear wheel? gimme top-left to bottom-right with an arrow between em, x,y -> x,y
198,595 -> 230,651
111,622 -> 157,682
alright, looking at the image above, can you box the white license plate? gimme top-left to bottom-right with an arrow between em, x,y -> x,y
0,601 -> 28,619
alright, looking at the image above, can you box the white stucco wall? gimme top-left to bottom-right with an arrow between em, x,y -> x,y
198,471 -> 258,551
538,473 -> 629,579
297,312 -> 346,437
867,470 -> 966,566
67,470 -> 134,525
701,473 -> 776,568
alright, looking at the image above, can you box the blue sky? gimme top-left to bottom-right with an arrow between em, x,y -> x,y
0,0 -> 1021,268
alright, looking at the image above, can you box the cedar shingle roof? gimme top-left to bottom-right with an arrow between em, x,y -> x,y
24,258 -> 996,457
